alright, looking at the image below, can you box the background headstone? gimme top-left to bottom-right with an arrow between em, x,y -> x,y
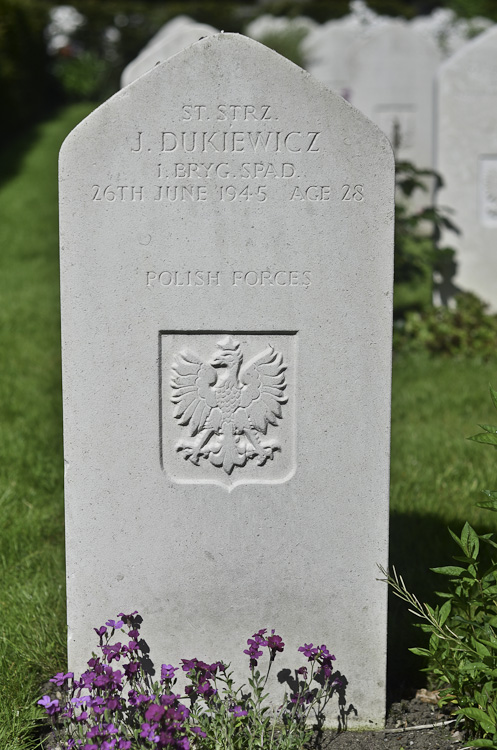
436,25 -> 497,309
351,21 -> 441,168
303,11 -> 389,102
121,16 -> 217,88
60,34 -> 394,727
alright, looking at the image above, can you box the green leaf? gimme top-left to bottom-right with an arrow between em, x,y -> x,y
454,554 -> 479,563
458,708 -> 496,735
490,384 -> 497,411
477,500 -> 497,514
439,600 -> 452,626
468,526 -> 481,558
449,527 -> 465,551
468,739 -> 497,747
409,647 -> 431,657
430,565 -> 466,576
468,432 -> 497,446
462,522 -> 473,554
479,425 -> 497,434
475,641 -> 492,657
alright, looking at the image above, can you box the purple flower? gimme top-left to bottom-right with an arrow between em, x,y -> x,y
118,742 -> 132,750
267,632 -> 284,658
102,642 -> 123,663
37,695 -> 61,716
49,671 -> 73,687
94,626 -> 108,638
297,666 -> 308,679
136,693 -> 154,705
298,643 -> 316,659
244,637 -> 264,668
161,664 -> 178,681
123,661 -> 140,678
230,705 -> 248,717
191,726 -> 207,737
145,703 -> 165,722
105,619 -> 124,630
140,722 -> 159,742
118,610 -> 138,620
71,696 -> 89,707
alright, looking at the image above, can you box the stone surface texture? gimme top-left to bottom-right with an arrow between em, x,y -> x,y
60,34 -> 394,728
121,16 -> 217,88
436,25 -> 497,308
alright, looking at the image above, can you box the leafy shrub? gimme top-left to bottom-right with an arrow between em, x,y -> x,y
393,292 -> 497,359
380,385 -> 497,746
393,159 -> 459,318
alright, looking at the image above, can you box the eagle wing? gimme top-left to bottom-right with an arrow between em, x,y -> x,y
171,350 -> 220,435
239,345 -> 287,434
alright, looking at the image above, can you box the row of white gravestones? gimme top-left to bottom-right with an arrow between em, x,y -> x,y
436,25 -> 497,309
305,18 -> 497,310
60,34 -> 394,727
121,16 -> 217,87
304,19 -> 442,168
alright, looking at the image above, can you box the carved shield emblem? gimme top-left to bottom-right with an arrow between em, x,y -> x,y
160,332 -> 296,490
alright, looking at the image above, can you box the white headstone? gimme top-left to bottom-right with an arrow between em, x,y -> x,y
60,34 -> 394,728
302,6 -> 391,102
436,26 -> 497,308
303,21 -> 364,101
351,21 -> 441,168
121,16 -> 217,88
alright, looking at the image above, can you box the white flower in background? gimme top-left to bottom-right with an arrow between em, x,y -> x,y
104,26 -> 121,44
349,0 -> 379,27
45,5 -> 85,54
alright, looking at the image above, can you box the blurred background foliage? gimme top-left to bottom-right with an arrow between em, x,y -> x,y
2,0 -> 497,145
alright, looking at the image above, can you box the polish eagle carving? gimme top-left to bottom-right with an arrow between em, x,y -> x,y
171,336 -> 288,475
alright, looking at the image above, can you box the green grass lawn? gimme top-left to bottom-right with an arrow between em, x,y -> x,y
1,105 -> 497,744
0,103 -> 94,749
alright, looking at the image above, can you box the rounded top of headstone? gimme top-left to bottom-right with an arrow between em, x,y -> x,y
121,17 -> 218,88
62,32 -> 394,168
438,23 -> 497,86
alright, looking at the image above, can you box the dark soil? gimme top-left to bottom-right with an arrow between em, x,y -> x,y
313,694 -> 463,750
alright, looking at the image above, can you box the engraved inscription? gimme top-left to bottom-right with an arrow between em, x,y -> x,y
91,103 -> 368,205
171,336 -> 287,475
480,156 -> 497,228
341,184 -> 364,202
146,270 -> 312,288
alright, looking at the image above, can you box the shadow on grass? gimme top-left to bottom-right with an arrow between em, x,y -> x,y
0,119 -> 47,189
386,510 -> 496,703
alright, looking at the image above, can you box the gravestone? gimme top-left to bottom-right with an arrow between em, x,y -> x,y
121,16 -> 217,88
302,14 -> 390,102
436,26 -> 497,308
351,21 -> 441,168
303,21 -> 364,101
60,33 -> 394,727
